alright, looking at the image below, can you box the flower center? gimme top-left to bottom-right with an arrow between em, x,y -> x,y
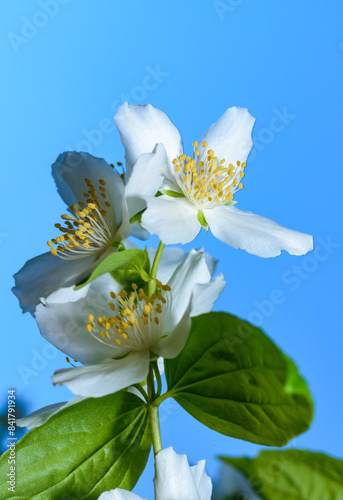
47,178 -> 114,260
172,141 -> 246,208
86,281 -> 172,351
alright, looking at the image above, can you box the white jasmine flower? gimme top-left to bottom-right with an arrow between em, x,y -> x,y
13,146 -> 167,313
115,103 -> 313,258
98,447 -> 212,500
33,249 -> 225,399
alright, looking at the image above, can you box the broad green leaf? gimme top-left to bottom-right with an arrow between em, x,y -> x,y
75,249 -> 149,289
164,312 -> 313,446
0,392 -> 151,499
220,450 -> 343,500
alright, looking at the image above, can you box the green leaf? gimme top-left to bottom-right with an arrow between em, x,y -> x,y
0,392 -> 151,499
219,450 -> 343,500
75,249 -> 149,289
164,312 -> 313,446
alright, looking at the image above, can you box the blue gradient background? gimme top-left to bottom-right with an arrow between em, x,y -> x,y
1,1 -> 343,497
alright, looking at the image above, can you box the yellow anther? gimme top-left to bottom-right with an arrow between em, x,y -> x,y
240,171 -> 245,178
226,193 -> 234,201
143,304 -> 151,316
220,159 -> 226,164
47,240 -> 53,247
115,338 -> 121,345
207,149 -> 214,157
184,176 -> 189,183
237,161 -> 241,166
239,183 -> 244,190
120,320 -> 129,329
242,162 -> 246,168
202,141 -> 208,148
86,324 -> 93,332
172,158 -> 178,165
132,283 -> 138,290
99,179 -> 106,186
110,291 -> 116,299
154,317 -> 160,325
193,141 -> 198,147
50,247 -> 58,256
88,314 -> 94,322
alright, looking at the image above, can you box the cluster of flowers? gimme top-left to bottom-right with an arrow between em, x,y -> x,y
13,103 -> 313,499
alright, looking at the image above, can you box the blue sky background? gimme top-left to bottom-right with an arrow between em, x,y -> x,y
1,0 -> 343,497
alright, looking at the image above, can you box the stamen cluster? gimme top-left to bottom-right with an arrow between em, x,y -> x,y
173,141 -> 246,208
86,281 -> 172,350
47,178 -> 113,259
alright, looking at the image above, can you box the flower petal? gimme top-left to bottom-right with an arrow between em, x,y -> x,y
12,251 -> 97,314
16,395 -> 85,429
125,143 -> 167,217
130,221 -> 149,240
52,352 -> 150,398
196,246 -> 218,276
153,301 -> 191,359
204,205 -> 313,258
148,247 -> 186,283
200,107 -> 255,164
190,273 -> 226,318
191,461 -> 213,500
167,249 -> 211,328
141,195 -> 200,245
114,103 -> 183,181
154,447 -> 210,500
35,287 -> 125,365
52,151 -> 125,230
98,489 -> 145,500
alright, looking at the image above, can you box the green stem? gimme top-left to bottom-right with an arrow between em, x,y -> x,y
147,365 -> 162,455
148,241 -> 165,296
132,383 -> 148,402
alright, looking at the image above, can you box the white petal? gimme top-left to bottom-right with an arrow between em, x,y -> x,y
141,196 -> 200,245
52,151 -> 125,229
35,290 -> 124,365
154,301 -> 191,359
16,395 -> 85,429
204,206 -> 313,258
148,246 -> 186,283
200,107 -> 255,165
12,251 -> 96,314
154,447 -> 209,500
196,247 -> 218,276
214,463 -> 261,500
125,143 -> 167,217
40,283 -> 90,305
130,221 -> 149,240
167,249 -> 211,328
191,461 -> 213,500
52,352 -> 150,398
190,273 -> 226,317
98,489 -> 145,500
114,103 -> 183,182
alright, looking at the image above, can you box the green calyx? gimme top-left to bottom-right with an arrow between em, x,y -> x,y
197,210 -> 209,231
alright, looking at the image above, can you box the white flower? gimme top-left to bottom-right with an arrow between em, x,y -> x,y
115,103 -> 313,258
98,447 -> 212,500
12,146 -> 167,313
33,249 -> 225,399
